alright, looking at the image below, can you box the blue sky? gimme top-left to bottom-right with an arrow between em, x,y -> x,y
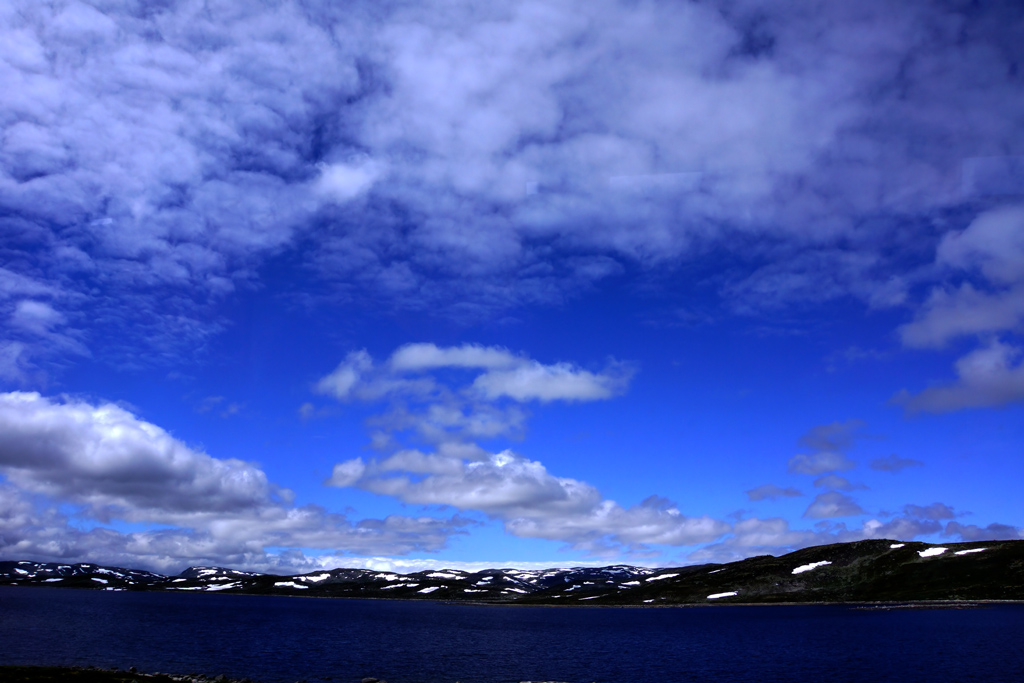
1,0 -> 1022,574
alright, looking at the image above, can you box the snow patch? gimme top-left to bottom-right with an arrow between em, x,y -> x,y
708,569 -> 724,574
91,578 -> 108,584
792,561 -> 832,575
645,573 -> 679,582
621,581 -> 641,587
918,547 -> 948,558
427,572 -> 459,579
418,586 -> 442,594
707,591 -> 738,599
890,543 -> 905,549
954,548 -> 987,555
206,582 -> 240,591
274,581 -> 309,589
302,573 -> 332,582
43,578 -> 62,583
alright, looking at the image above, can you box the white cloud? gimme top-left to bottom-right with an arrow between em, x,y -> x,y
314,158 -> 386,203
10,300 -> 64,336
389,343 -> 521,371
316,344 -> 707,554
0,392 -> 466,569
688,513 -> 949,564
937,204 -> 1024,285
860,516 -> 941,540
0,481 -> 465,574
786,420 -> 861,475
899,283 -> 1024,349
944,521 -> 1023,542
311,344 -> 632,447
0,392 -> 277,520
335,449 -> 599,515
0,341 -> 30,383
326,458 -> 367,488
314,350 -> 375,400
903,503 -> 956,521
787,451 -> 856,476
894,338 -> 1024,412
315,556 -> 613,573
473,361 -> 632,402
505,498 -> 730,552
3,0 -> 1023,370
812,474 -> 866,491
328,447 -> 729,553
803,491 -> 865,519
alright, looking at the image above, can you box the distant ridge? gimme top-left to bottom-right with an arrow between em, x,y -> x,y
2,539 -> 1022,605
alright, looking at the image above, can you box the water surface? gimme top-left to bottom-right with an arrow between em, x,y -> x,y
1,587 -> 1021,683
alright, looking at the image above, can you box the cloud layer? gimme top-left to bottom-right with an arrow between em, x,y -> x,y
3,0 -> 1024,378
0,392 -> 465,572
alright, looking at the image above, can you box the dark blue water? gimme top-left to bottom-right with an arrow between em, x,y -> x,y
1,587 -> 1022,683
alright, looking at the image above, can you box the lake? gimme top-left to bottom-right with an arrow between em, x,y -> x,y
1,587 -> 1022,682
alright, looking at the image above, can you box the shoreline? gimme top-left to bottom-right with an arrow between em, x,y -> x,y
4,583 -> 1024,609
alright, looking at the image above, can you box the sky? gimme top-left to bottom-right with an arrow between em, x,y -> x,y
1,0 -> 1023,575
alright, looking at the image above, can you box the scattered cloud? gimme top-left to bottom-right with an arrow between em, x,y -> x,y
195,396 -> 243,418
689,512 -> 944,564
870,455 -> 924,473
798,420 -> 865,452
319,344 -> 725,554
893,338 -> 1024,413
803,492 -> 865,519
787,420 -> 865,476
937,204 -> 1024,287
745,484 -> 803,501
389,343 -> 521,371
899,284 -> 1024,350
861,516 -> 942,540
903,503 -> 957,521
944,521 -> 1023,542
472,361 -> 633,403
788,452 -> 856,476
812,474 -> 866,491
313,344 -> 631,447
329,449 -> 728,553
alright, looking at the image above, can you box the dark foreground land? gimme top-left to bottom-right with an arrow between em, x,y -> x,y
0,669 -> 395,683
0,667 -> 255,683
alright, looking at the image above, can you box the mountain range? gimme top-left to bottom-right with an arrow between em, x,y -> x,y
2,539 -> 1022,605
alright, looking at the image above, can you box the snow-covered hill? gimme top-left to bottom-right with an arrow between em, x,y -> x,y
2,539 -> 1022,604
